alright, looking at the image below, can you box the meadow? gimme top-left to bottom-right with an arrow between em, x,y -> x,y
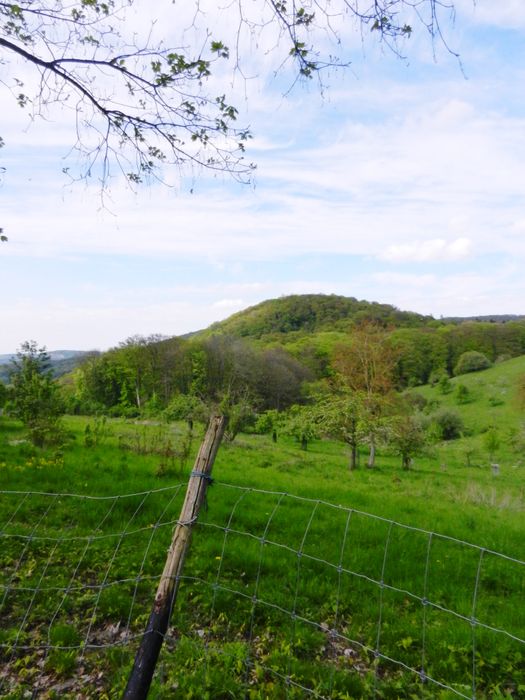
0,357 -> 524,698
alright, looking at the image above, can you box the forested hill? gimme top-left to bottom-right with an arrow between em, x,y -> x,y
205,294 -> 433,340
0,350 -> 96,383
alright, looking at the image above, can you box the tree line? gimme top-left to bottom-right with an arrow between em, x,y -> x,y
2,317 -> 524,474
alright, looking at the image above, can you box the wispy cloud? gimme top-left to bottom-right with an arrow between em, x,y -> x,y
380,238 -> 472,263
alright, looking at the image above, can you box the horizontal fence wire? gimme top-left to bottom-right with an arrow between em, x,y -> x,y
0,481 -> 524,698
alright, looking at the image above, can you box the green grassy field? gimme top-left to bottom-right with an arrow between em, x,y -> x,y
1,357 -> 524,698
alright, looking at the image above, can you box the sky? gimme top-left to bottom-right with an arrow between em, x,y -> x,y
1,1 -> 525,354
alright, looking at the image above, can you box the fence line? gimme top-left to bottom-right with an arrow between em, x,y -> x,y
1,480 -> 524,698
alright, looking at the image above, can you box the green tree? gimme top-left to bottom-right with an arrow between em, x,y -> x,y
483,428 -> 500,463
431,408 -> 464,441
388,414 -> 427,470
254,409 -> 281,442
316,393 -> 362,469
333,322 -> 398,467
283,404 -> 319,451
455,383 -> 471,405
437,373 -> 452,395
453,351 -> 491,376
6,341 -> 64,446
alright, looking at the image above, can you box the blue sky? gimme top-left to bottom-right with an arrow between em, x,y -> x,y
1,1 -> 525,353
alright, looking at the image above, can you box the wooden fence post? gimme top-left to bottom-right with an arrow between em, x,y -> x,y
122,414 -> 227,699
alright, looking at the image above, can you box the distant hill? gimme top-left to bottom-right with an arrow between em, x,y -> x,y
203,294 -> 433,341
443,314 -> 525,324
0,350 -> 96,383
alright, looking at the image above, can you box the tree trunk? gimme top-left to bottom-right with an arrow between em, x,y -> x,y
367,440 -> 376,469
348,442 -> 357,470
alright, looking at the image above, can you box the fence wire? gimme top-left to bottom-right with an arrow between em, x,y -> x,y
0,481 -> 524,698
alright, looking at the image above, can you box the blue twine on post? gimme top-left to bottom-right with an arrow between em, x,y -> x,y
190,471 -> 214,484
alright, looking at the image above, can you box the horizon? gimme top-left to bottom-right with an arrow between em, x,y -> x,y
1,292 -> 524,357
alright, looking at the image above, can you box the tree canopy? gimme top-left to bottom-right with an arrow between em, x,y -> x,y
1,1 -> 458,186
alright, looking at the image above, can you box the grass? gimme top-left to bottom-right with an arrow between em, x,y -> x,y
1,358 -> 524,698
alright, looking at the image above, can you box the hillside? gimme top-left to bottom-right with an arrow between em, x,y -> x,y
204,294 -> 433,340
0,350 -> 96,383
411,354 -> 525,469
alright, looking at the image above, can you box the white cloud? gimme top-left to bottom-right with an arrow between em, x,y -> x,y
455,0 -> 525,30
2,4 -> 525,352
380,237 -> 472,263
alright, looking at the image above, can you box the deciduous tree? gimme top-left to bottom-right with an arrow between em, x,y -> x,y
1,1 -> 458,186
333,322 -> 398,467
6,340 -> 64,446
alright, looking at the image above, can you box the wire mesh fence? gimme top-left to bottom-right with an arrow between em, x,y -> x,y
1,480 -> 524,698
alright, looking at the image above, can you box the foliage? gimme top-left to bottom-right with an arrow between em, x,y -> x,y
164,393 -> 207,428
0,2 -> 460,189
453,350 -> 492,376
455,382 -> 471,404
431,408 -> 464,441
6,340 -> 65,447
388,413 -> 427,469
253,409 -> 280,441
207,294 -> 431,341
281,404 -> 319,451
72,333 -> 309,417
332,322 -> 398,467
402,391 -> 428,412
221,397 -> 255,443
315,392 -> 363,469
438,373 -> 453,394
482,427 -> 500,462
0,1 -> 252,184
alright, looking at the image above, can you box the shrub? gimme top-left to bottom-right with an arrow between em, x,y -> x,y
429,369 -> 449,387
6,341 -> 65,447
455,383 -> 471,405
453,351 -> 491,376
438,374 -> 452,395
403,392 -> 428,412
432,409 -> 464,441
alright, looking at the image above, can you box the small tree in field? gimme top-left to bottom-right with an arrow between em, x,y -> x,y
316,393 -> 362,469
332,322 -> 398,468
7,341 -> 64,447
483,427 -> 500,463
283,405 -> 319,451
388,414 -> 427,470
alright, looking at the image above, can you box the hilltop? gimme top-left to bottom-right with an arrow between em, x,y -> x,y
204,294 -> 433,341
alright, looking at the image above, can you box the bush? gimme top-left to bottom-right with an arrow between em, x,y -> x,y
453,351 -> 491,376
402,392 -> 428,412
428,369 -> 449,387
455,383 -> 471,405
432,408 -> 464,441
6,341 -> 65,447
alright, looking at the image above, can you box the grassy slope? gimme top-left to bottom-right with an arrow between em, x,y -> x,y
1,356 -> 524,698
415,354 -> 525,464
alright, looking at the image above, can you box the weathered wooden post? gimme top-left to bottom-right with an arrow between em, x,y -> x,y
123,414 -> 227,699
